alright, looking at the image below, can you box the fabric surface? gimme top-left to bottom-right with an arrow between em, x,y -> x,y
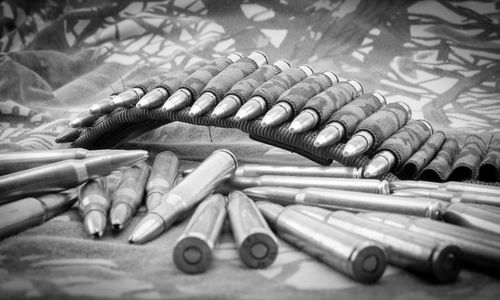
1,0 -> 500,299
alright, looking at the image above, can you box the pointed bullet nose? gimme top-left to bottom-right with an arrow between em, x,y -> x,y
162,89 -> 191,112
288,121 -> 302,133
83,210 -> 107,239
313,135 -> 328,148
363,156 -> 388,178
190,93 -> 216,117
128,213 -> 165,244
68,120 -> 80,128
88,104 -> 101,114
110,203 -> 134,231
212,95 -> 240,118
342,143 -> 358,157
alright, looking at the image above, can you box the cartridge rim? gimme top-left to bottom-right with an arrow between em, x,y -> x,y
173,236 -> 212,274
239,232 -> 278,269
350,241 -> 387,284
431,244 -> 462,283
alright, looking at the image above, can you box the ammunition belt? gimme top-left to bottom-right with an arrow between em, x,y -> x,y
69,107 -> 399,181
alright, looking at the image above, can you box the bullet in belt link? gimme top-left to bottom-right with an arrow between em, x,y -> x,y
162,53 -> 242,112
234,65 -> 314,122
212,59 -> 291,118
88,95 -> 117,115
189,51 -> 268,117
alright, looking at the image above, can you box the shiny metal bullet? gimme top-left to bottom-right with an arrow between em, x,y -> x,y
55,127 -> 83,143
289,80 -> 363,133
443,203 -> 500,235
109,87 -> 145,108
69,111 -> 99,128
0,148 -> 131,175
88,95 -> 116,115
173,194 -> 227,274
136,87 -> 169,109
190,51 -> 268,117
257,202 -> 387,283
314,93 -> 387,148
145,151 -> 180,211
0,150 -> 148,204
295,206 -> 461,283
128,149 -> 237,244
231,176 -> 390,194
363,120 -> 433,178
235,65 -> 314,121
234,164 -> 363,178
389,180 -> 500,198
245,186 -> 446,219
79,179 -> 110,239
228,191 -> 278,268
212,60 -> 291,118
343,102 -> 412,157
162,53 -> 241,112
392,188 -> 500,207
363,212 -> 500,273
0,191 -> 77,240
109,162 -> 151,230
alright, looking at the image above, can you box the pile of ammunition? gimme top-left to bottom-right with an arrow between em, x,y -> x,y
2,148 -> 499,284
59,51 -> 500,183
2,51 -> 500,285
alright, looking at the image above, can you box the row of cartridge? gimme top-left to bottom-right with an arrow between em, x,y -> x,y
58,51 -> 500,182
2,147 -> 500,284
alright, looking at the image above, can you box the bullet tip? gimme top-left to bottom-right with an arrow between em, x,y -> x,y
88,105 -> 100,114
288,121 -> 302,133
136,102 -> 145,109
211,107 -> 224,118
68,120 -> 78,128
83,210 -> 107,239
342,143 -> 358,157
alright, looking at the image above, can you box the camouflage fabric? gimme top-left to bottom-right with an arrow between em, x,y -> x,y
355,103 -> 411,148
227,64 -> 282,104
1,1 -> 500,299
449,134 -> 489,181
202,57 -> 261,103
478,148 -> 500,182
276,73 -> 335,116
303,82 -> 359,125
251,67 -> 310,107
376,120 -> 433,169
325,93 -> 385,137
398,131 -> 446,179
420,137 -> 460,181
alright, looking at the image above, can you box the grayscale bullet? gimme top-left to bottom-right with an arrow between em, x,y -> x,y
231,176 -> 390,194
109,87 -> 145,108
295,206 -> 461,283
314,93 -> 387,148
55,127 -> 83,143
228,191 -> 278,268
235,65 -> 314,121
392,189 -> 500,207
0,148 -> 132,175
145,151 -> 180,211
109,162 -> 151,230
212,60 -> 291,118
389,180 -> 500,198
363,212 -> 500,274
289,80 -> 363,133
257,202 -> 387,283
443,203 -> 500,235
128,149 -> 237,244
69,111 -> 99,128
0,150 -> 148,204
0,191 -> 77,240
244,186 -> 446,219
234,164 -> 363,178
173,194 -> 227,274
79,179 -> 110,239
88,95 -> 116,115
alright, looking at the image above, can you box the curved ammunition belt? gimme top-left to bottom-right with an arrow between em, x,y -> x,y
70,106 -> 399,181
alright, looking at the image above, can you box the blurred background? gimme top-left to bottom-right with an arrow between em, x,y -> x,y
1,0 -> 499,149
